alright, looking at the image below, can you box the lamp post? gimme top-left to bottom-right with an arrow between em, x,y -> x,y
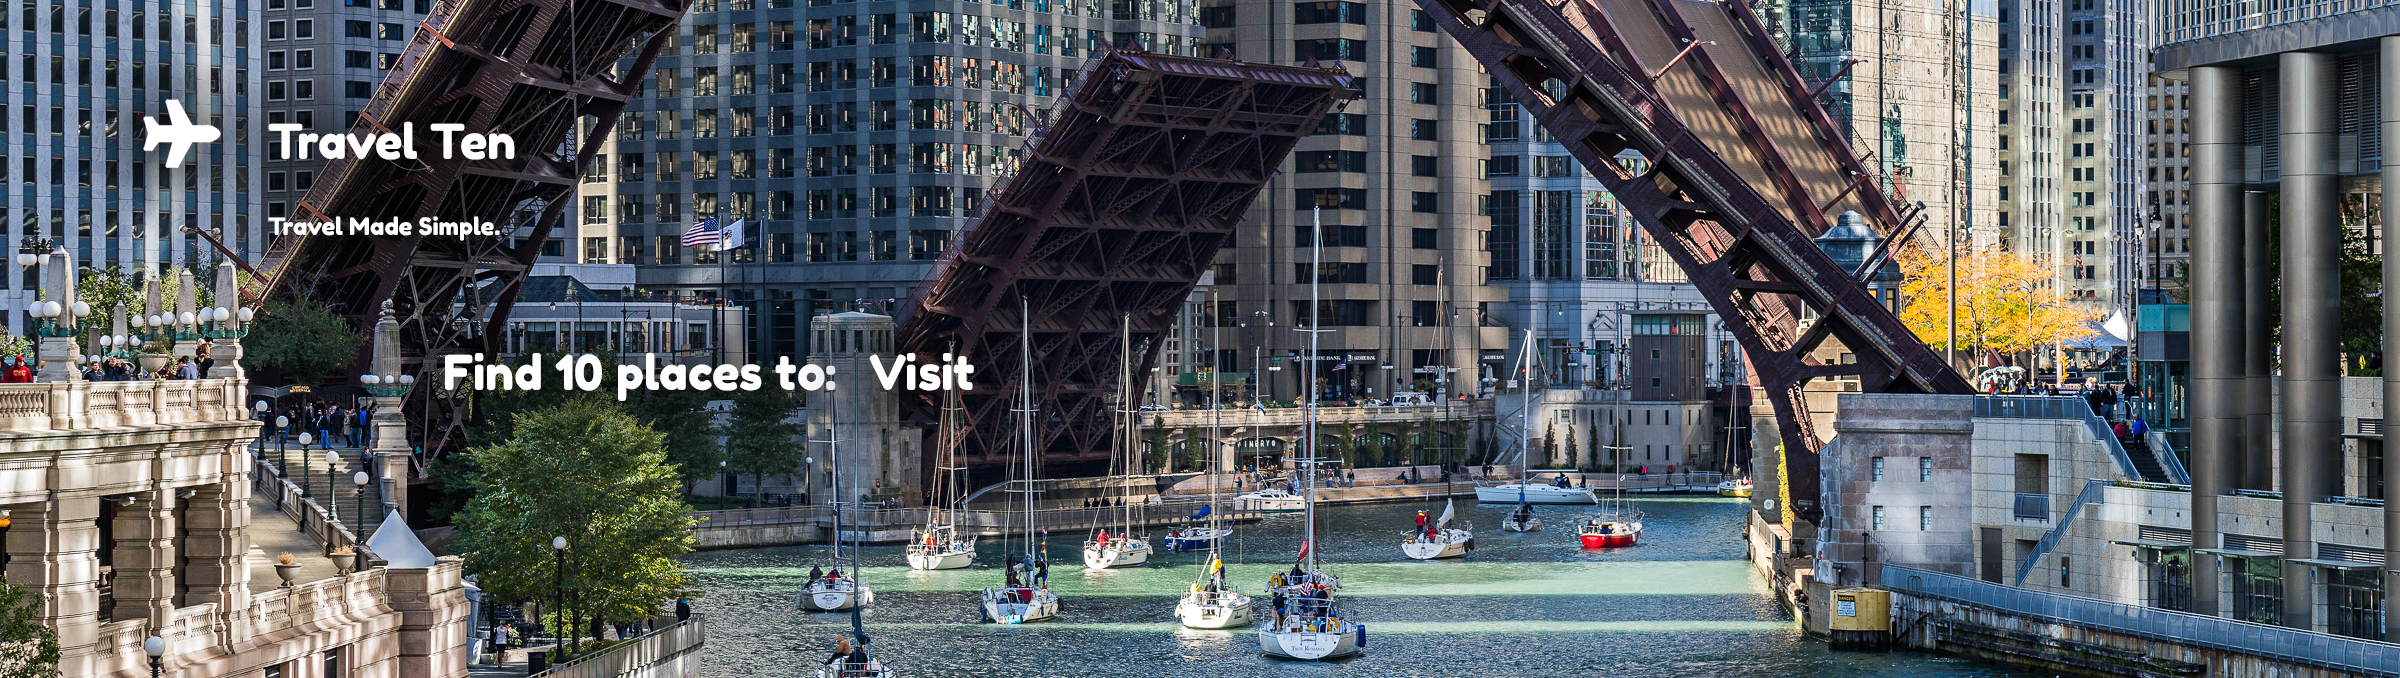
252,402 -> 270,462
274,416 -> 291,475
352,471 -> 370,537
323,449 -> 341,527
14,234 -> 52,293
142,634 -> 165,678
297,432 -> 315,500
550,535 -> 569,657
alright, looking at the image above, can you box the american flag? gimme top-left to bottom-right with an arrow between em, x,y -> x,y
681,217 -> 721,249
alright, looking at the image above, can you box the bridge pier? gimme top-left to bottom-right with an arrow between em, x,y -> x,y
2185,63 -> 2243,619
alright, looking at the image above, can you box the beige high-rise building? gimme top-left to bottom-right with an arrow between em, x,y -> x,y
1199,1 -> 1506,402
1785,0 -> 2001,261
1996,0 -> 2151,308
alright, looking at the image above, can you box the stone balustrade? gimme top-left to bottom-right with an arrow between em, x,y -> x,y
0,377 -> 249,432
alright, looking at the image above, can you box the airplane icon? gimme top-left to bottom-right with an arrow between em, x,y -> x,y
142,100 -> 221,168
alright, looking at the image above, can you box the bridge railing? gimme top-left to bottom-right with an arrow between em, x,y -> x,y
531,614 -> 706,678
1884,565 -> 2400,677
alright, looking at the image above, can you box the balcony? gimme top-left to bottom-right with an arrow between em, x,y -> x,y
2014,492 -> 2052,521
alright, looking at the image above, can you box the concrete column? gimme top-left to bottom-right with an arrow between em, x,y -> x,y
386,559 -> 473,678
2241,189 -> 2273,491
2277,50 -> 2342,630
108,489 -> 180,628
2379,36 -> 2400,644
2186,63 -> 2246,618
177,477 -> 252,635
5,498 -> 102,677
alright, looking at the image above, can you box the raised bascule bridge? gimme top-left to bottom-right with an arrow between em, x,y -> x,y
892,51 -> 1363,482
251,0 -> 692,465
1413,0 -> 1974,521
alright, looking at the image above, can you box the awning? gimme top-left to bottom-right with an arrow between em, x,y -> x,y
2287,558 -> 2385,570
2111,539 -> 2191,550
2194,548 -> 2284,559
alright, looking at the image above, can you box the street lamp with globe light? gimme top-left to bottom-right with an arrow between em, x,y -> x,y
551,536 -> 570,656
273,416 -> 292,475
142,635 -> 166,678
352,471 -> 371,537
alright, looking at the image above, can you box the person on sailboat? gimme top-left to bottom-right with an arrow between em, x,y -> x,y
1415,510 -> 1428,532
1005,562 -> 1022,588
823,636 -> 854,666
808,565 -> 824,585
1035,557 -> 1049,587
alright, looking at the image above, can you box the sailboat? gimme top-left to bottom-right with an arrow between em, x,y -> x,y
908,375 -> 976,571
799,397 -> 874,612
811,594 -> 894,678
1475,329 -> 1600,505
1579,423 -> 1645,549
1400,497 -> 1473,560
981,298 -> 1061,624
1176,331 -> 1252,629
1083,316 -> 1153,570
1259,207 -> 1364,660
1501,483 -> 1543,532
814,485 -> 893,678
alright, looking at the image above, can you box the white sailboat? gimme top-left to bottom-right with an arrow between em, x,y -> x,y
1259,207 -> 1364,660
799,396 -> 874,613
1083,316 -> 1152,570
815,500 -> 893,678
1476,329 -> 1600,505
1501,483 -> 1544,532
908,377 -> 976,571
981,298 -> 1060,624
1233,487 -> 1306,512
1400,498 -> 1473,560
1177,327 -> 1252,629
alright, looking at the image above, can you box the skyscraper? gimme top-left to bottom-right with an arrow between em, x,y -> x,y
1200,0 -> 1505,401
6,0 -> 262,332
577,0 -> 1202,360
258,0 -> 434,261
1997,0 -> 2149,308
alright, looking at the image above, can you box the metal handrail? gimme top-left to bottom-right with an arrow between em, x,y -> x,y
1887,565 -> 2400,677
1973,396 -> 2142,479
2146,429 -> 2190,484
2013,479 -> 2105,586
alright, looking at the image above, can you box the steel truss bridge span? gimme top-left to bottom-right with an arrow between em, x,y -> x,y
1416,0 -> 1973,521
254,0 -> 689,460
894,51 -> 1361,480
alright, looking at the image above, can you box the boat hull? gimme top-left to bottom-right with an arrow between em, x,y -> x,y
1578,525 -> 1641,548
1501,517 -> 1543,532
1163,528 -> 1230,552
797,582 -> 870,612
980,587 -> 1059,624
1399,529 -> 1472,560
1258,626 -> 1360,660
1716,481 -> 1754,497
1081,540 -> 1151,569
1474,484 -> 1598,504
815,658 -> 894,678
1235,493 -> 1306,512
1175,592 -> 1254,629
906,548 -> 975,571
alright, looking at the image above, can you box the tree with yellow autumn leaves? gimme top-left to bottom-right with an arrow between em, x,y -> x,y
1894,240 -> 2099,368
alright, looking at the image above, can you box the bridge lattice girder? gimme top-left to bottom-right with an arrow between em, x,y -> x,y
895,51 -> 1360,480
1415,0 -> 1972,520
255,0 -> 688,459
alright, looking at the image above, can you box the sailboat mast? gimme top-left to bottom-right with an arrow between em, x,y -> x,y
1303,205 -> 1322,573
1519,328 -> 1534,480
1121,313 -> 1134,534
1021,296 -> 1037,558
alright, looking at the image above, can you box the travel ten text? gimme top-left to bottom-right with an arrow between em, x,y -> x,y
443,352 -> 977,401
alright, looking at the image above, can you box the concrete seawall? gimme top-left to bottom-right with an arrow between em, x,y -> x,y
1894,593 -> 2386,678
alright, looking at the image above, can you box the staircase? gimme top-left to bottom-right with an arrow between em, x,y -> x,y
2113,429 -> 2171,483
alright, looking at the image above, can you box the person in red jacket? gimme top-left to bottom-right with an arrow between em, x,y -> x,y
2,356 -> 33,383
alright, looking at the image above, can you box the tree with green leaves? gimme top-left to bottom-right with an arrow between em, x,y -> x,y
1360,422 -> 1386,467
1146,415 -> 1171,473
630,387 -> 722,491
722,387 -> 804,504
453,400 -> 698,648
246,287 -> 366,385
1565,425 -> 1582,470
0,580 -> 59,678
